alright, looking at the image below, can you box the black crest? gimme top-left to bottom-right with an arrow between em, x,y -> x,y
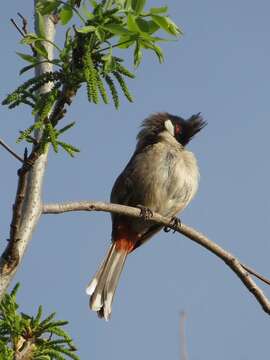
169,113 -> 207,146
136,112 -> 206,149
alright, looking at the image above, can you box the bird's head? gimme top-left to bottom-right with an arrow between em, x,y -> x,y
136,112 -> 206,149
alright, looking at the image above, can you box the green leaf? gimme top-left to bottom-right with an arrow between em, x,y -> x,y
82,2 -> 94,19
19,64 -> 37,75
60,5 -> 73,25
89,0 -> 98,8
36,10 -> 46,37
127,14 -> 140,32
140,39 -> 164,63
150,6 -> 168,14
102,51 -> 113,72
124,0 -> 132,11
16,52 -> 37,63
147,20 -> 160,34
83,51 -> 99,104
135,17 -> 150,33
46,123 -> 58,152
102,24 -> 130,35
64,28 -> 72,48
164,16 -> 183,36
115,62 -> 135,78
151,15 -> 182,36
37,0 -> 61,15
16,125 -> 36,143
134,40 -> 142,67
76,25 -> 96,33
10,283 -> 20,297
34,305 -> 43,326
33,41 -> 49,59
95,27 -> 105,41
113,71 -> 133,102
57,122 -> 76,134
138,32 -> 170,43
104,75 -> 119,108
58,141 -> 80,157
151,44 -> 164,63
20,60 -> 60,75
117,35 -> 136,48
131,0 -> 146,14
21,33 -> 39,45
96,72 -> 109,104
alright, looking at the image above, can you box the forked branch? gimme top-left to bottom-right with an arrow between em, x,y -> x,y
43,200 -> 270,316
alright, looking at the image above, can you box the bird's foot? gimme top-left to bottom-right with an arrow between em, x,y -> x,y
164,216 -> 181,233
137,205 -> 153,220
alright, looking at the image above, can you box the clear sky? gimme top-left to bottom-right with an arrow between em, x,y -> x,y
1,1 -> 270,359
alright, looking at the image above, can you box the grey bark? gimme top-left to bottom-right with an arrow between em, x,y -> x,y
0,8 -> 56,298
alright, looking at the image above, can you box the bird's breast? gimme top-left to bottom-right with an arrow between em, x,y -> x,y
140,144 -> 199,217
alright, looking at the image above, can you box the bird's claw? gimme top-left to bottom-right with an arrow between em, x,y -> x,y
137,205 -> 153,220
164,217 -> 181,233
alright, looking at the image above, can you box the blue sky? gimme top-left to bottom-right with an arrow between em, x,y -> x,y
1,1 -> 270,359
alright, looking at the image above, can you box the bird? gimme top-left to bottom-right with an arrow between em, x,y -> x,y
86,112 -> 206,320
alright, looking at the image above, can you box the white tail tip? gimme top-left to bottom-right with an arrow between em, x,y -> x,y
85,278 -> 98,296
91,293 -> 103,311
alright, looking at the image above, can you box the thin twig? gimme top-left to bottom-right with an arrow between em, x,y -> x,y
95,38 -> 138,54
10,18 -> 25,38
17,12 -> 28,35
10,16 -> 36,55
42,200 -> 270,316
241,263 -> 270,286
0,139 -> 24,163
180,311 -> 188,360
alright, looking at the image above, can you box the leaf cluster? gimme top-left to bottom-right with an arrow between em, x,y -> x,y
2,0 -> 182,156
0,284 -> 79,359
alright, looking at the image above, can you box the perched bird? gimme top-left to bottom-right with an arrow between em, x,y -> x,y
86,112 -> 206,320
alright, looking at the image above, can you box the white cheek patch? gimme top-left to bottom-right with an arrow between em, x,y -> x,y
164,119 -> 175,136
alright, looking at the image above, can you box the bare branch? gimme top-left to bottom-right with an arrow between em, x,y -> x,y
0,10 -> 56,299
14,337 -> 35,360
17,12 -> 28,35
10,18 -> 25,38
43,200 -> 270,316
11,14 -> 36,56
0,138 -> 24,163
241,263 -> 270,286
180,311 -> 188,360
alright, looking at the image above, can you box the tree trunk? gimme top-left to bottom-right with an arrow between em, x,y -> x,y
0,3 -> 56,298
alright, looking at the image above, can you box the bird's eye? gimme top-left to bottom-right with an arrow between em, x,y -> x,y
175,123 -> 182,136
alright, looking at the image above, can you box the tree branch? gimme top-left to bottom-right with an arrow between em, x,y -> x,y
0,8 -> 56,299
43,200 -> 270,316
0,138 -> 24,163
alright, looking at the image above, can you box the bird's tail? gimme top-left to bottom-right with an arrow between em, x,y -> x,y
86,243 -> 128,321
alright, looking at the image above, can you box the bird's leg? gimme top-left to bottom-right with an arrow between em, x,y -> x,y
164,217 -> 181,233
137,205 -> 153,220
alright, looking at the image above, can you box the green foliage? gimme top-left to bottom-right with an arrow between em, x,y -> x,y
0,284 -> 79,359
83,47 -> 99,104
112,71 -> 133,102
2,0 -> 182,156
104,74 -> 120,108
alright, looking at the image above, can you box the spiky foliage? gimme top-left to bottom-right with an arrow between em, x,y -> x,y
0,284 -> 79,360
83,47 -> 99,104
2,72 -> 62,109
104,74 -> 120,109
2,0 -> 182,157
